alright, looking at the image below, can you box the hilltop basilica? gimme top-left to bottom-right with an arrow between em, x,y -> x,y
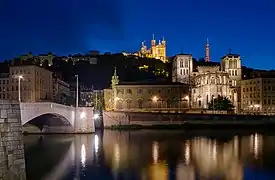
172,39 -> 242,111
123,34 -> 167,63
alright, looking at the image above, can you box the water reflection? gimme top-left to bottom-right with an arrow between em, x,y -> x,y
152,141 -> 159,164
24,131 -> 275,180
81,144 -> 86,167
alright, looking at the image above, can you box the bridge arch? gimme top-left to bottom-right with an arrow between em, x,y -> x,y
20,102 -> 75,127
23,113 -> 74,133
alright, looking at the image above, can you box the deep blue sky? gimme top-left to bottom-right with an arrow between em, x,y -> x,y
0,0 -> 275,69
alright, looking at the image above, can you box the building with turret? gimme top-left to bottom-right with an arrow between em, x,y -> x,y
104,67 -> 189,112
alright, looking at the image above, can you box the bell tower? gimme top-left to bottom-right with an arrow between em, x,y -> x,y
111,66 -> 119,88
151,33 -> 157,57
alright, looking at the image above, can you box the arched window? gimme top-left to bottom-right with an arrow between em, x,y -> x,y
117,101 -> 122,109
198,100 -> 201,107
126,100 -> 131,109
137,99 -> 143,108
211,76 -> 215,84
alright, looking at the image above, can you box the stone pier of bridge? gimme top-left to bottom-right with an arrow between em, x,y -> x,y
0,100 -> 26,179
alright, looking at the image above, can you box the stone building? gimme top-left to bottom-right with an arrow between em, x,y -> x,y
52,76 -> 70,104
172,40 -> 242,111
192,66 -> 233,109
241,71 -> 275,114
0,65 -> 53,102
104,68 -> 189,112
19,52 -> 55,66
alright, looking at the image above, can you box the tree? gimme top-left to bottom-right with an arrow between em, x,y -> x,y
42,59 -> 49,68
91,92 -> 104,110
208,96 -> 234,111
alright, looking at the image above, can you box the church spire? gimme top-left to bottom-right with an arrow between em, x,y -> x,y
111,66 -> 119,88
205,38 -> 210,62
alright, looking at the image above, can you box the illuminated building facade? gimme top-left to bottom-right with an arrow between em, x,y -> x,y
172,39 -> 242,111
19,52 -> 55,66
0,65 -> 53,102
104,68 -> 189,111
241,73 -> 275,114
125,34 -> 167,63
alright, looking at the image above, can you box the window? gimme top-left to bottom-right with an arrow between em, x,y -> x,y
126,100 -> 131,109
137,99 -> 143,108
180,61 -> 183,68
127,89 -> 132,94
137,89 -> 142,94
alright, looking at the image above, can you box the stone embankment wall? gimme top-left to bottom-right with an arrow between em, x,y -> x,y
0,100 -> 26,179
74,107 -> 95,133
103,111 -> 275,127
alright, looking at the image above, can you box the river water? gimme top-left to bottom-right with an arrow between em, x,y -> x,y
23,130 -> 275,180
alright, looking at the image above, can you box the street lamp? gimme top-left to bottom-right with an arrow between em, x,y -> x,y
75,75 -> 79,108
152,96 -> 158,102
18,75 -> 23,102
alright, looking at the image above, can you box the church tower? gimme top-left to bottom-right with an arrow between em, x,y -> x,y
140,41 -> 147,55
111,66 -> 119,88
161,36 -> 166,46
151,34 -> 157,58
205,38 -> 210,62
151,33 -> 156,46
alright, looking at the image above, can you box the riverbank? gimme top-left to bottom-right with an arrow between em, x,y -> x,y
107,122 -> 275,130
103,111 -> 275,129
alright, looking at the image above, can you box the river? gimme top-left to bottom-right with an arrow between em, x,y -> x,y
23,130 -> 275,180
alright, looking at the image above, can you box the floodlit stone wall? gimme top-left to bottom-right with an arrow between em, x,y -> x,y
0,100 -> 26,179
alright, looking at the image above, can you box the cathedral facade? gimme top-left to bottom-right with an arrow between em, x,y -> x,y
172,40 -> 242,111
134,34 -> 167,63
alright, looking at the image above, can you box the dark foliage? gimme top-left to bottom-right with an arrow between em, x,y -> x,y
3,53 -> 169,90
208,96 -> 234,111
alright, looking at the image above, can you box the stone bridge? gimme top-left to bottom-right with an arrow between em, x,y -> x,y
20,102 -> 95,133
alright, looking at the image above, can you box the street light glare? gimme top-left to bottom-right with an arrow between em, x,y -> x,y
93,113 -> 99,120
80,112 -> 86,119
18,75 -> 23,79
152,96 -> 158,102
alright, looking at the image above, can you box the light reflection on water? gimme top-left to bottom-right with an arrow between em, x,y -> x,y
23,131 -> 275,180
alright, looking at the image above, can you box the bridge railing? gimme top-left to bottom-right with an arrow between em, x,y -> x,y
20,102 -> 75,110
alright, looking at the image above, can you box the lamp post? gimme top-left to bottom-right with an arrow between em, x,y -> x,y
18,75 -> 23,102
75,75 -> 79,108
213,96 -> 216,114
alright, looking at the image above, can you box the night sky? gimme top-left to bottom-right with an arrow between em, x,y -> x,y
0,0 -> 275,69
